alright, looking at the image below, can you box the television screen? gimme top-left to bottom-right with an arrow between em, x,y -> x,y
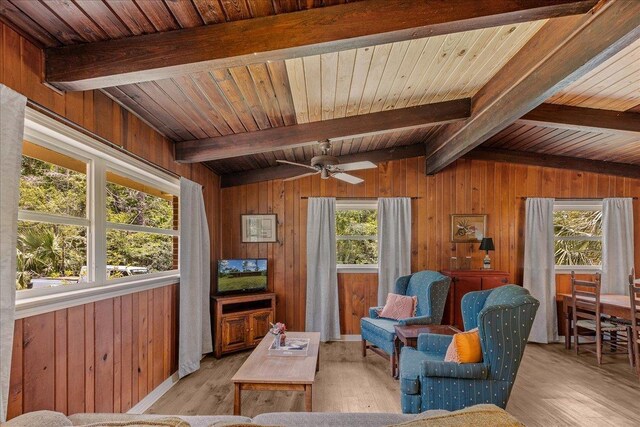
217,259 -> 268,294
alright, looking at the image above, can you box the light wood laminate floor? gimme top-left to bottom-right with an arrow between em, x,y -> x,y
148,342 -> 640,426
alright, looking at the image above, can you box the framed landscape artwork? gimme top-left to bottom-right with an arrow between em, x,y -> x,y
450,214 -> 487,243
242,214 -> 278,243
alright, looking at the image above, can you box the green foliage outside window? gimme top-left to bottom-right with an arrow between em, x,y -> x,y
16,152 -> 177,290
553,209 -> 602,266
20,155 -> 86,217
336,209 -> 378,265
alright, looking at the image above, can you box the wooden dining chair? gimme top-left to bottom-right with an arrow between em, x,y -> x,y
570,271 -> 631,364
630,268 -> 640,379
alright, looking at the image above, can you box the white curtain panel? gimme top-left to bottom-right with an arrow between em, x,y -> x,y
377,198 -> 412,306
178,178 -> 212,378
0,85 -> 26,422
602,198 -> 634,295
306,197 -> 340,342
523,198 -> 558,344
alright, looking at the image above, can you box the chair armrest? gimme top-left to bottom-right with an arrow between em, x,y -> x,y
421,360 -> 489,380
417,333 -> 453,353
369,306 -> 384,319
398,315 -> 433,326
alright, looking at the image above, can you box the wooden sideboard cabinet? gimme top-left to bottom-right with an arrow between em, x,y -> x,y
211,292 -> 276,358
441,270 -> 510,330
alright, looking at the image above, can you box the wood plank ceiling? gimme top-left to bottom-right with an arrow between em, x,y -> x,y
2,0 -> 638,175
484,37 -> 640,164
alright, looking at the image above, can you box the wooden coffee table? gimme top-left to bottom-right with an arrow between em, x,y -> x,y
231,331 -> 320,415
393,324 -> 459,378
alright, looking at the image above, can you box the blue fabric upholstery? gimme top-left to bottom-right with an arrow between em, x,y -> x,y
361,271 -> 451,361
399,285 -> 539,413
399,347 -> 442,394
417,333 -> 452,354
422,361 -> 488,379
359,318 -> 397,355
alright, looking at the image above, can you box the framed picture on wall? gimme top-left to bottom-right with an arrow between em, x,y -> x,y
450,214 -> 487,243
242,214 -> 278,243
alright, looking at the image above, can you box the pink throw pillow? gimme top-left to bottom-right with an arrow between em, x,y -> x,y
378,293 -> 417,320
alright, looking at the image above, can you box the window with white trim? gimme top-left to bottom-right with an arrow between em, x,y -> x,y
553,200 -> 602,270
16,108 -> 179,299
336,200 -> 378,268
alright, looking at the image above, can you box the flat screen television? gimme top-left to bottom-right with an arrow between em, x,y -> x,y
216,258 -> 268,294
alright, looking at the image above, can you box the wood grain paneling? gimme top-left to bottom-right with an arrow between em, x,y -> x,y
286,21 -> 546,124
220,157 -> 640,334
8,286 -> 179,420
484,123 -> 640,165
1,22 -> 219,420
548,38 -> 640,112
2,0 -> 357,48
1,21 -> 220,280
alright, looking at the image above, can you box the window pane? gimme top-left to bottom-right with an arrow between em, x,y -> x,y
336,209 -> 377,236
106,229 -> 175,279
16,221 -> 87,291
107,171 -> 176,230
554,210 -> 602,237
555,239 -> 602,266
20,141 -> 87,217
337,239 -> 378,265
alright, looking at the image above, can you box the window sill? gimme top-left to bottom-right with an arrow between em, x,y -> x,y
337,265 -> 378,274
15,274 -> 180,319
555,266 -> 602,275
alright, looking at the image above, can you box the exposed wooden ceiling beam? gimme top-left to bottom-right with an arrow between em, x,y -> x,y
220,144 -> 427,187
425,0 -> 640,175
44,0 -> 598,91
520,103 -> 640,135
466,147 -> 640,179
176,99 -> 471,163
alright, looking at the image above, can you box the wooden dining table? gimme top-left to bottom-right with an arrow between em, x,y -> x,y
560,293 -> 632,350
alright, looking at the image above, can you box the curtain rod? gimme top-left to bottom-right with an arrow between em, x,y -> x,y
300,196 -> 420,200
26,99 -> 183,181
518,197 -> 638,200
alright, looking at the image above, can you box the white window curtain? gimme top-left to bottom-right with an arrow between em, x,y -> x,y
377,198 -> 411,306
306,197 -> 340,342
178,178 -> 212,378
523,198 -> 558,344
0,85 -> 26,422
602,198 -> 634,295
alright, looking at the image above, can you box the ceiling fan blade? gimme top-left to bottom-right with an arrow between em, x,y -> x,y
276,159 -> 318,171
331,161 -> 378,172
332,172 -> 364,185
283,171 -> 320,182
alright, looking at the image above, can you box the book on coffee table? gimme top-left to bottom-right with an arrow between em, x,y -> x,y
268,337 -> 310,356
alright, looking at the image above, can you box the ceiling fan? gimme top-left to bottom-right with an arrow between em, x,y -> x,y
276,140 -> 377,184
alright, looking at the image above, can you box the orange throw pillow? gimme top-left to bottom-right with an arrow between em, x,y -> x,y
444,328 -> 483,364
378,293 -> 417,320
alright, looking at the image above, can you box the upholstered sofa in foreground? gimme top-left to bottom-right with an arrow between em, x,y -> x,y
399,285 -> 539,413
3,404 -> 524,426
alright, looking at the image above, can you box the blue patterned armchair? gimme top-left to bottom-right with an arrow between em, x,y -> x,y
361,271 -> 450,375
399,285 -> 539,413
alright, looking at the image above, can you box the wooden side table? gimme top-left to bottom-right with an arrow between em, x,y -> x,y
393,324 -> 460,378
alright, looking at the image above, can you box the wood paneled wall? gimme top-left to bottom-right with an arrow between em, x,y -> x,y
8,286 -> 178,419
2,22 -> 219,419
220,157 -> 640,334
0,23 -> 220,275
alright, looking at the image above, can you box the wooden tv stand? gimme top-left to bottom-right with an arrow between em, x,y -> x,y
211,292 -> 276,358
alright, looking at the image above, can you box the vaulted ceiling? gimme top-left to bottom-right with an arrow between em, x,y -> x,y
1,0 -> 639,185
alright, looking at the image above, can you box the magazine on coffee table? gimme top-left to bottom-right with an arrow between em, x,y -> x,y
268,337 -> 310,356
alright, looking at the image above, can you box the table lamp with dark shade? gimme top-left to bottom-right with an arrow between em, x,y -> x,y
479,237 -> 495,269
